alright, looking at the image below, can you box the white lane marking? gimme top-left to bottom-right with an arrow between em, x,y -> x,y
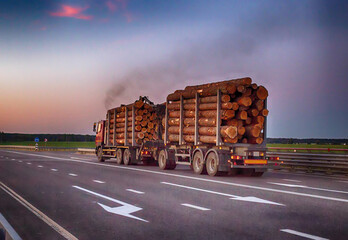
5,157 -> 8,159
126,189 -> 144,194
282,179 -> 301,182
71,157 -> 92,161
0,181 -> 78,240
93,180 -> 105,184
4,150 -> 348,203
69,173 -> 77,177
338,180 -> 348,184
51,169 -> 58,172
181,203 -> 210,211
280,229 -> 329,240
27,163 -> 32,165
18,160 -> 22,163
72,185 -> 148,222
11,158 -> 16,160
37,165 -> 43,168
161,182 -> 284,206
268,182 -> 348,194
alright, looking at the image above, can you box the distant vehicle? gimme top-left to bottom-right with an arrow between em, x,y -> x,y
93,78 -> 279,176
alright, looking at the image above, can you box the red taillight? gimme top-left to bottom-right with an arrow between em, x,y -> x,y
231,155 -> 242,160
276,157 -> 280,160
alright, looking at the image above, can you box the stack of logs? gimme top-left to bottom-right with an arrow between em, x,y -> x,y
108,99 -> 159,145
163,77 -> 268,144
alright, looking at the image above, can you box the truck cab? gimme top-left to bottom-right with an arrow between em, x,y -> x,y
93,120 -> 106,161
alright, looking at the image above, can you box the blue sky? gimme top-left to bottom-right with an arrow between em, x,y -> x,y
0,0 -> 347,138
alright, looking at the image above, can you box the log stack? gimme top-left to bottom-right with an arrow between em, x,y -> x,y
163,77 -> 268,145
107,97 -> 160,145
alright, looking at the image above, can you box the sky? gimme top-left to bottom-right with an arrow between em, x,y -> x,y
0,0 -> 347,138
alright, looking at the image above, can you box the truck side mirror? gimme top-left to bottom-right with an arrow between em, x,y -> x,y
93,123 -> 96,132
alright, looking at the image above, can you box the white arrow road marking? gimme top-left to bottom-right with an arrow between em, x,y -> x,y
69,173 -> 77,177
161,182 -> 284,206
126,189 -> 144,194
268,182 -> 348,194
181,203 -> 210,211
280,229 -> 329,240
93,180 -> 105,184
51,169 -> 58,171
72,185 -> 148,222
282,179 -> 301,182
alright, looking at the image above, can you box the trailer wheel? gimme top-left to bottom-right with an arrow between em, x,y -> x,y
97,148 -> 105,162
116,149 -> 123,165
158,150 -> 169,170
123,149 -> 131,165
206,152 -> 220,176
192,151 -> 205,174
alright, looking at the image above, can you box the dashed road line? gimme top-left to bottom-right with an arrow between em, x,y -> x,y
126,189 -> 144,194
338,180 -> 348,184
268,182 -> 348,194
18,160 -> 22,163
51,169 -> 58,172
27,163 -> 32,165
181,203 -> 210,211
69,173 -> 78,177
280,229 -> 329,240
93,180 -> 105,184
282,179 -> 301,182
11,158 -> 16,160
37,165 -> 43,168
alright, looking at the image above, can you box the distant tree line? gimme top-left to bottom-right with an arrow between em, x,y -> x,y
267,138 -> 347,145
0,132 -> 95,142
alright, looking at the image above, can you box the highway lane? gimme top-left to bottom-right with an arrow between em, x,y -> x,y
0,150 -> 347,240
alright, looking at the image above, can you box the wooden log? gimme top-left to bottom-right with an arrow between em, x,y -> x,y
236,96 -> 252,107
135,125 -> 142,131
251,83 -> 258,89
167,102 -> 233,111
184,77 -> 252,91
168,110 -> 234,120
236,110 -> 248,120
242,138 -> 248,143
168,126 -> 237,139
134,100 -> 144,109
252,116 -> 265,125
256,86 -> 268,100
167,118 -> 220,127
116,111 -> 132,118
248,109 -> 259,117
226,119 -> 238,126
237,126 -> 245,135
223,137 -> 238,144
115,127 -> 125,133
254,100 -> 264,111
249,137 -> 263,144
231,102 -> 239,111
168,134 -> 216,144
243,88 -> 252,97
260,109 -> 269,117
245,124 -> 261,138
245,117 -> 252,125
237,85 -> 246,93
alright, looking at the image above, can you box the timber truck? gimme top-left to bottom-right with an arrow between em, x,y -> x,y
93,77 -> 279,176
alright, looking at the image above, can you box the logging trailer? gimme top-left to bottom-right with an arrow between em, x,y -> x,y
93,78 -> 279,176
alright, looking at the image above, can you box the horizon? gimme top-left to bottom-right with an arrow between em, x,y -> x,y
1,0 -> 347,138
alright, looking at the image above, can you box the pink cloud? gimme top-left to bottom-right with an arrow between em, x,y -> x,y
40,26 -> 47,31
50,5 -> 93,20
123,12 -> 134,23
106,1 -> 117,12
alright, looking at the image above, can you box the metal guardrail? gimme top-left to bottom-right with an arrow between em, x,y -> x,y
267,151 -> 348,175
268,147 -> 348,153
0,213 -> 22,240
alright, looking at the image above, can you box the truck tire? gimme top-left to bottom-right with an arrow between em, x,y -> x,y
206,152 -> 220,176
158,150 -> 169,170
123,149 -> 131,165
192,151 -> 206,174
97,148 -> 105,162
116,149 -> 123,165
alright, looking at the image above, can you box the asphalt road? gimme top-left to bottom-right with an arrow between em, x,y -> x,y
0,150 -> 347,240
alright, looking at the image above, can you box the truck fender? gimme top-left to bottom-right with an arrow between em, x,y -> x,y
192,148 -> 206,164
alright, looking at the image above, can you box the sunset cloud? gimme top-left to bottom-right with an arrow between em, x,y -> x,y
50,5 -> 93,20
106,1 -> 117,12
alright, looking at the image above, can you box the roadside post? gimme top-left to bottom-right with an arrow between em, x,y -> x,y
44,138 -> 47,147
35,137 -> 39,151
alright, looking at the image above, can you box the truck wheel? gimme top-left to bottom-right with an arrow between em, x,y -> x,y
192,151 -> 205,174
158,150 -> 169,170
116,149 -> 123,165
97,148 -> 105,162
123,149 -> 131,165
206,152 -> 220,176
